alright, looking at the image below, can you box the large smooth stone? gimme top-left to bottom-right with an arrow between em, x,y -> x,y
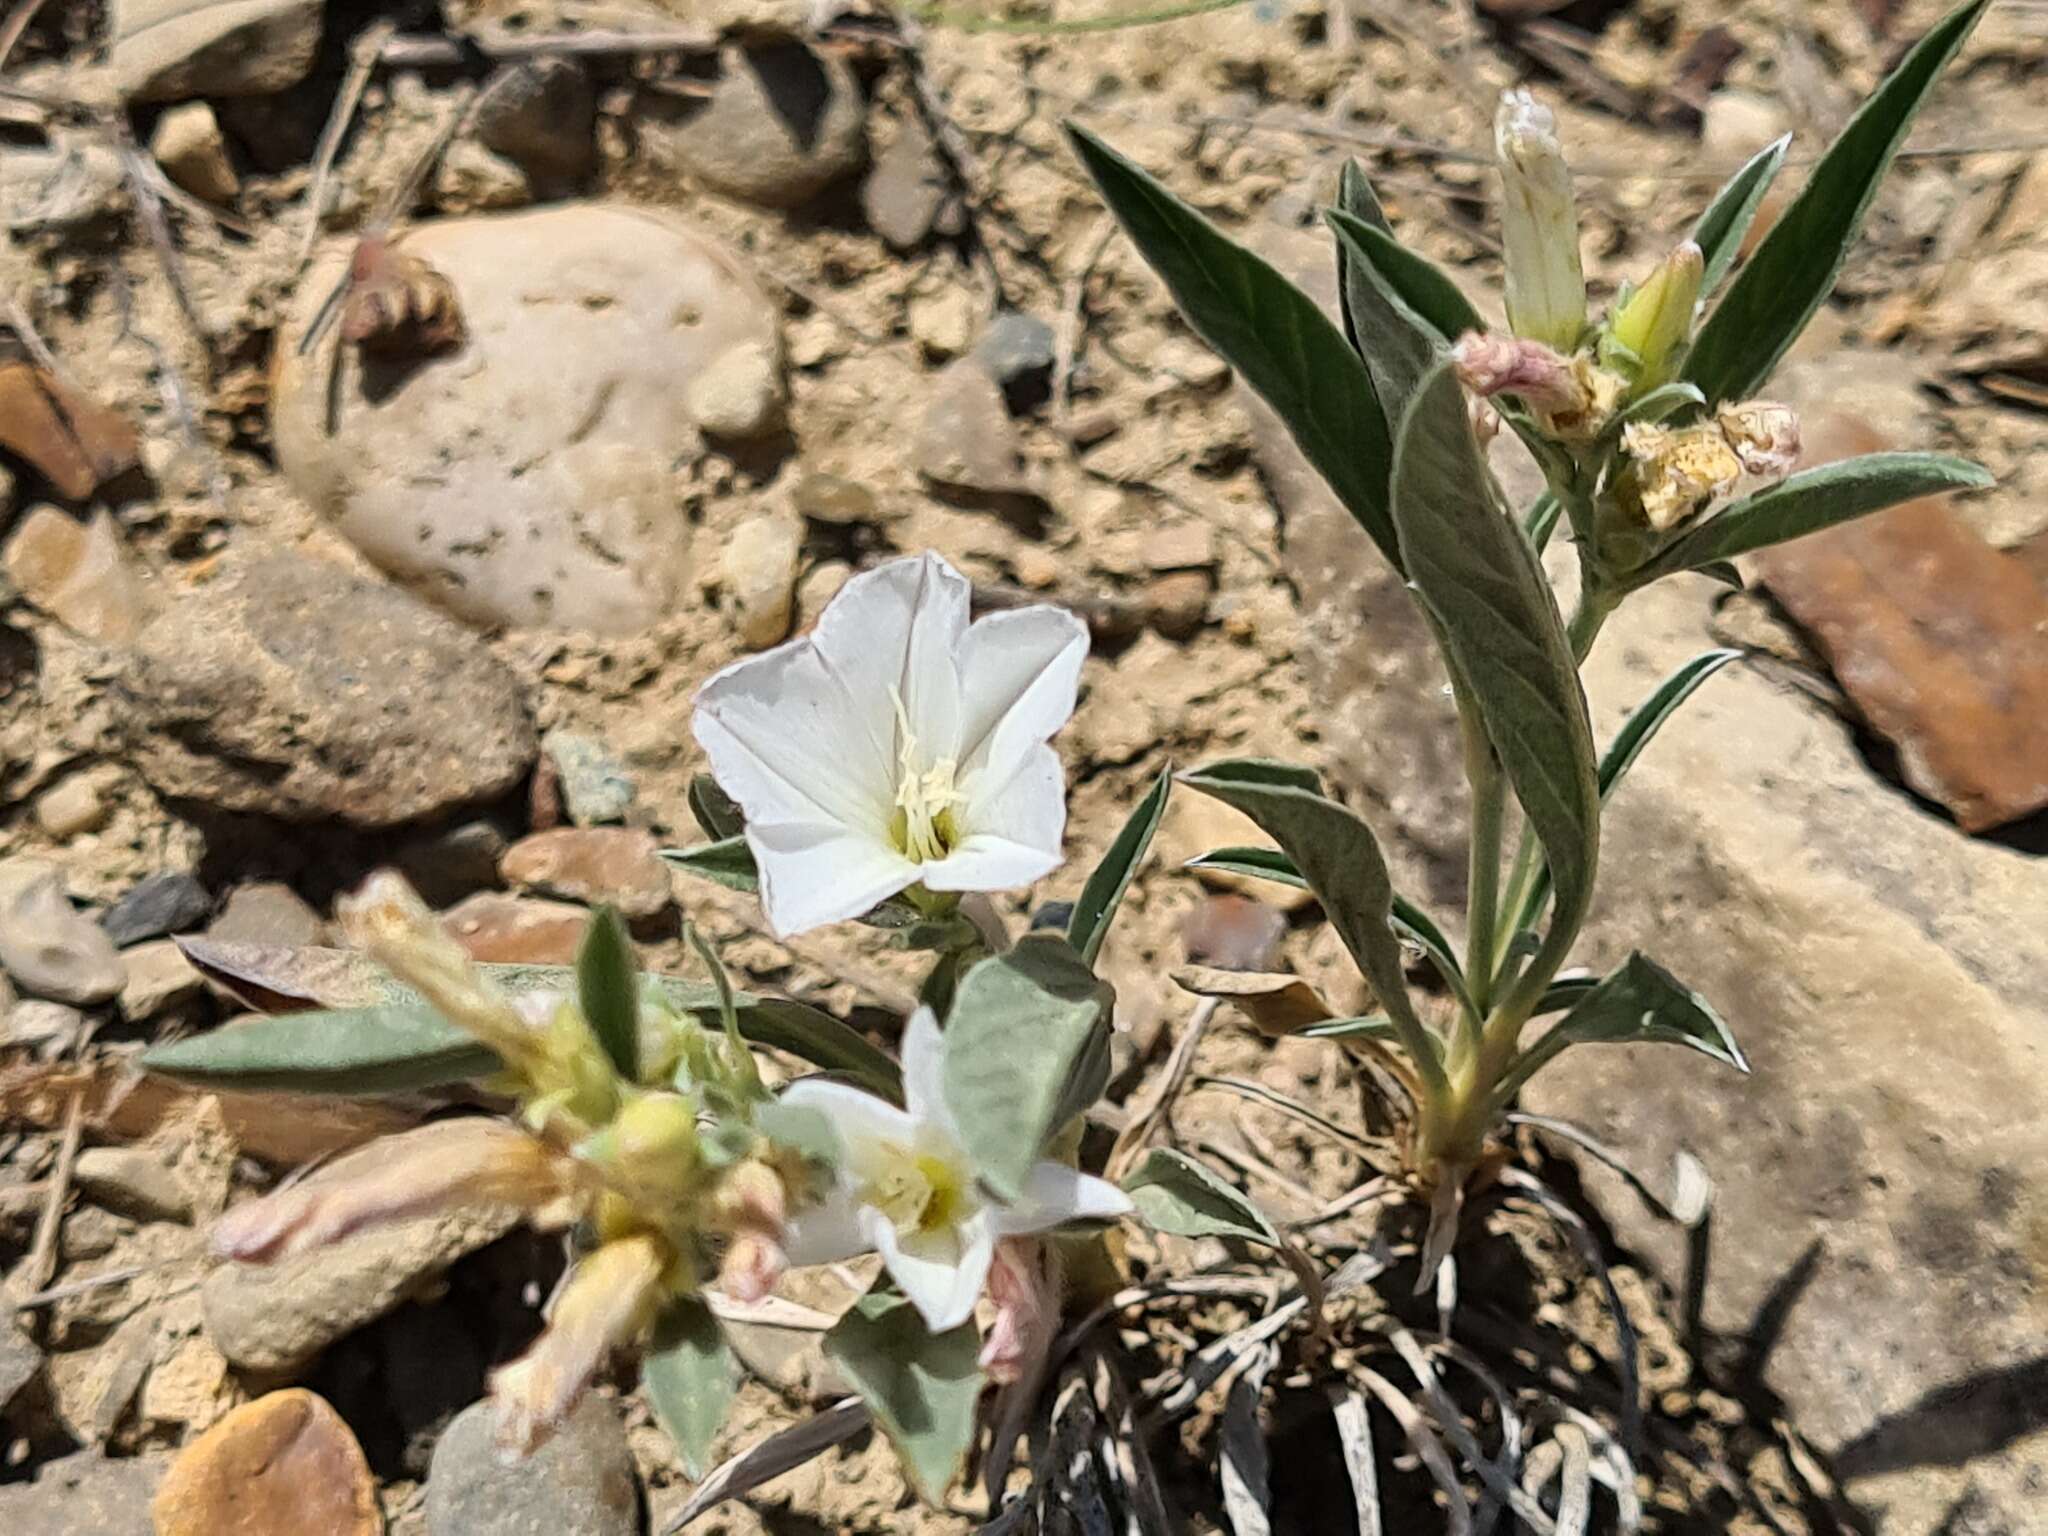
272,205 -> 784,635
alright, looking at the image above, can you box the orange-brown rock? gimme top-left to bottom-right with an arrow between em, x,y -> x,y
440,891 -> 591,964
499,827 -> 671,920
152,1389 -> 377,1536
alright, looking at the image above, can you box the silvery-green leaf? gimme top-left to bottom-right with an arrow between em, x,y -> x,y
1687,135 -> 1789,298
1179,765 -> 1445,1085
1391,361 -> 1599,943
1068,766 -> 1171,968
1327,207 -> 1483,358
140,1005 -> 498,1094
644,1296 -> 736,1481
577,906 -> 639,1080
688,773 -> 746,840
1683,0 -> 1989,405
1608,381 -> 1707,438
822,1290 -> 983,1502
1495,953 -> 1744,1106
1297,1013 -> 1400,1045
662,836 -> 760,895
1067,124 -> 1402,572
1323,208 -> 1445,421
1633,452 -> 1992,581
1123,1147 -> 1278,1247
1334,158 -> 1392,366
941,933 -> 1114,1200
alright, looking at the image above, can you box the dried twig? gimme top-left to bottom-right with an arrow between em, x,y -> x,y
378,25 -> 717,68
1331,1386 -> 1384,1536
1218,1343 -> 1278,1536
1355,1364 -> 1475,1536
1106,995 -> 1218,1181
298,18 -> 397,272
14,1088 -> 84,1296
659,1397 -> 869,1532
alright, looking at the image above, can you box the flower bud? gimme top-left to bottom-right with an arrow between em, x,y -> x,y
580,1091 -> 702,1206
1451,330 -> 1578,413
1606,241 -> 1703,388
1716,400 -> 1801,478
979,1238 -> 1058,1385
1495,89 -> 1586,351
1622,421 -> 1743,532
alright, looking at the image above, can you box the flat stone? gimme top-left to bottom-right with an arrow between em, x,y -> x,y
5,999 -> 87,1057
916,359 -> 1037,499
207,881 -> 325,948
102,871 -> 213,947
540,731 -> 635,827
862,112 -> 950,251
4,507 -> 155,645
499,828 -> 672,920
0,857 -> 124,1005
203,1204 -> 516,1375
111,0 -> 323,101
645,40 -> 866,210
0,1312 -> 44,1413
0,1451 -> 161,1535
73,1144 -> 193,1222
273,205 -> 782,635
791,470 -> 886,526
440,892 -> 590,965
1754,412 -> 2048,832
153,1389 -> 377,1536
118,938 -> 204,1021
722,512 -> 801,649
119,555 -> 537,826
426,1393 -> 640,1536
148,101 -> 237,204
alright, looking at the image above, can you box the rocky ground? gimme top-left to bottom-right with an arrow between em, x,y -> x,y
0,0 -> 2045,1531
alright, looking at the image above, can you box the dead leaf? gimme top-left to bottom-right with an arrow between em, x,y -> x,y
1170,965 -> 1335,1035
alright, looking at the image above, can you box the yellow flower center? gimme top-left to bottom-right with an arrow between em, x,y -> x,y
866,1146 -> 970,1235
888,691 -> 967,864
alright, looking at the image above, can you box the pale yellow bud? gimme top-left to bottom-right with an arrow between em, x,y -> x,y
1623,421 -> 1743,531
1607,241 -> 1703,387
1716,400 -> 1801,478
578,1091 -> 702,1207
1495,89 -> 1586,350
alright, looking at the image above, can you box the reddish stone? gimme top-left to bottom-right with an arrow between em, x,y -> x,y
1755,411 -> 2048,832
440,891 -> 591,964
152,1388 -> 378,1536
498,826 -> 672,919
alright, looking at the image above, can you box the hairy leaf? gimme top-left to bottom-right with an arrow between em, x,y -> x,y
1324,208 -> 1445,420
1635,452 -> 1992,579
1328,208 -> 1483,355
1684,0 -> 1989,404
1123,1147 -> 1278,1246
941,933 -> 1114,1200
577,906 -> 639,1081
644,1296 -> 736,1480
1067,124 -> 1402,571
1068,766 -> 1171,967
661,835 -> 760,895
1687,135 -> 1790,297
1497,953 -> 1744,1104
823,1291 -> 983,1502
687,773 -> 746,841
1600,649 -> 1742,798
141,1005 -> 498,1094
1391,361 -> 1599,941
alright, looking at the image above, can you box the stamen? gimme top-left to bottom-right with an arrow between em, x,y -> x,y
888,688 -> 967,863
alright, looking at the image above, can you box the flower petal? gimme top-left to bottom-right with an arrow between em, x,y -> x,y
898,1006 -> 947,1127
812,552 -> 969,764
781,1188 -> 871,1267
746,817 -> 918,938
954,605 -> 1088,786
778,1077 -> 919,1169
995,1161 -> 1134,1237
868,1207 -> 995,1333
925,742 -> 1066,893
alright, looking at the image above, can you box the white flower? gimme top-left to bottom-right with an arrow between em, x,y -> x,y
1495,89 -> 1586,352
693,552 -> 1089,939
777,1008 -> 1131,1332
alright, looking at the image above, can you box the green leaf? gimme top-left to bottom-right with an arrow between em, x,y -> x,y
1495,953 -> 1744,1106
140,1005 -> 499,1094
1688,134 -> 1790,298
1066,123 -> 1401,572
662,836 -> 761,895
1122,1147 -> 1278,1246
941,933 -> 1114,1200
643,1296 -> 736,1481
1334,158 -> 1392,365
1297,1013 -> 1399,1044
688,773 -> 745,840
1684,0 -> 1989,404
1327,208 -> 1483,355
1391,360 -> 1599,942
1607,381 -> 1707,439
1068,766 -> 1171,968
823,1290 -> 983,1502
1635,452 -> 1992,581
1323,208 -> 1446,422
576,906 -> 639,1081
1184,843 -> 1306,890
1600,649 -> 1741,798
1184,757 -> 1325,794
1179,766 -> 1447,1091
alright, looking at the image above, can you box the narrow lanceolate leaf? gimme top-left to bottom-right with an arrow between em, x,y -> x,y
1600,649 -> 1741,798
1180,762 -> 1446,1092
1635,452 -> 1993,581
1067,124 -> 1401,572
140,1005 -> 499,1094
1327,209 -> 1484,354
1123,1147 -> 1278,1247
1391,361 -> 1599,941
1496,953 -> 1744,1106
661,835 -> 761,895
1684,0 -> 1989,404
1687,134 -> 1790,297
1324,208 -> 1450,422
576,906 -> 640,1081
1335,159 -> 1392,368
1068,766 -> 1171,968
941,933 -> 1114,1200
644,1296 -> 736,1481
823,1290 -> 983,1503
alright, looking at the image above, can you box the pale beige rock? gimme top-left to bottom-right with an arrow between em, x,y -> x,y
686,339 -> 785,441
111,0 -> 323,102
117,938 -> 203,1020
148,102 -> 237,204
499,827 -> 672,920
74,1145 -> 193,1222
910,287 -> 976,361
0,858 -> 124,1005
34,773 -> 110,840
4,508 -> 154,646
1700,89 -> 1789,165
723,512 -> 802,648
1158,788 -> 1312,913
273,205 -> 782,635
